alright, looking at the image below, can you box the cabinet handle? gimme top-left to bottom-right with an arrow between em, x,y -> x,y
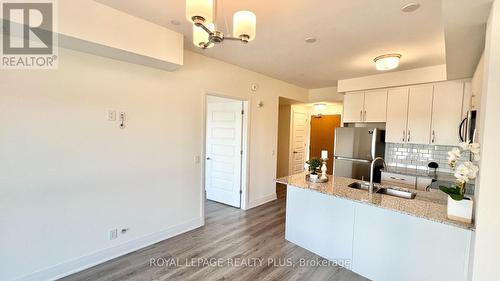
364,110 -> 367,121
402,130 -> 406,142
360,110 -> 363,121
407,130 -> 411,142
432,130 -> 435,143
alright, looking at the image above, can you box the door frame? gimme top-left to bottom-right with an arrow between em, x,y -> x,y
202,92 -> 250,220
288,106 -> 311,175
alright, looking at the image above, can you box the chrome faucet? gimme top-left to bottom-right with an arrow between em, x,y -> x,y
369,157 -> 387,194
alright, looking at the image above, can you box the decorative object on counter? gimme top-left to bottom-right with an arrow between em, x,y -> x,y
439,142 -> 480,223
320,150 -> 329,181
428,162 -> 438,180
305,157 -> 327,183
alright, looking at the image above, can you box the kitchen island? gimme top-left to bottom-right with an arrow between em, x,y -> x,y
277,172 -> 473,281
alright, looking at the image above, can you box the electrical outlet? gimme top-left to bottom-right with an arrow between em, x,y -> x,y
107,110 -> 116,121
109,229 -> 118,240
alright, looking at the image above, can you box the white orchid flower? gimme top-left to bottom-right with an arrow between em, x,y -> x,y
458,142 -> 469,150
469,143 -> 481,154
447,143 -> 481,186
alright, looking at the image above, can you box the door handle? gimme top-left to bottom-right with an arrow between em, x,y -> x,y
206,157 -> 212,160
293,151 -> 299,154
402,130 -> 406,142
432,130 -> 436,143
407,130 -> 411,142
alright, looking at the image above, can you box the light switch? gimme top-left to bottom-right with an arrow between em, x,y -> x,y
107,110 -> 116,121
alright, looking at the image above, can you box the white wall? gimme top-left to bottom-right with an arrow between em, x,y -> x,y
58,0 -> 183,67
309,87 -> 344,103
0,48 -> 307,281
472,1 -> 500,280
337,64 -> 447,92
471,53 -> 484,110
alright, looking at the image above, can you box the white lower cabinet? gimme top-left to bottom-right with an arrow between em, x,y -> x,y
285,185 -> 472,281
352,204 -> 471,281
285,186 -> 355,261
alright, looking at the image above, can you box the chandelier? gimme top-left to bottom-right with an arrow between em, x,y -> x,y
186,0 -> 256,49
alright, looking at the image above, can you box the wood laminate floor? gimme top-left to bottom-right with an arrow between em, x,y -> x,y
61,184 -> 369,281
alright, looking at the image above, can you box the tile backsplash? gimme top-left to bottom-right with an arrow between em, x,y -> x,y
385,143 -> 470,174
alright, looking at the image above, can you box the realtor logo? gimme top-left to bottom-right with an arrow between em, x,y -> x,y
1,0 -> 58,69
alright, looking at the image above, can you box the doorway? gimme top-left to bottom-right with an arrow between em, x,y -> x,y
309,115 -> 342,174
205,95 -> 248,209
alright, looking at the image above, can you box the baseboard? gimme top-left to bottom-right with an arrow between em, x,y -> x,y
12,217 -> 204,281
246,193 -> 277,210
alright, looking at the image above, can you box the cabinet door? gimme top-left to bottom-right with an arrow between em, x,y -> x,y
431,82 -> 464,145
343,92 -> 364,122
386,88 -> 409,143
364,90 -> 387,122
407,85 -> 433,144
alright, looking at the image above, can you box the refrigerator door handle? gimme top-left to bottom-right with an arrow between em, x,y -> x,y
334,156 -> 371,163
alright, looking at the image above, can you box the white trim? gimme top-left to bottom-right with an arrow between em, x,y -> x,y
12,217 -> 204,281
247,193 -> 277,210
240,100 -> 250,210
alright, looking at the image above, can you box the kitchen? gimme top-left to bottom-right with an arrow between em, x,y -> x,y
276,70 -> 482,281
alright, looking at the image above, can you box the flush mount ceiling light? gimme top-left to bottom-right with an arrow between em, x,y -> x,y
401,2 -> 421,13
186,0 -> 256,49
374,54 -> 402,71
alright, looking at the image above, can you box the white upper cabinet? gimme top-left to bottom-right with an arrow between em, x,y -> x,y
343,90 -> 387,123
343,81 -> 466,146
364,90 -> 388,122
386,88 -> 409,143
431,82 -> 464,145
343,92 -> 365,122
407,85 -> 434,144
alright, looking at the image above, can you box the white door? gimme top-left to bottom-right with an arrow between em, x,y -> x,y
290,109 -> 308,174
205,97 -> 243,208
343,92 -> 365,122
431,82 -> 464,145
386,88 -> 409,143
364,90 -> 388,122
407,85 -> 433,144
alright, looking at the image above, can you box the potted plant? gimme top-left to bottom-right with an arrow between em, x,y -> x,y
306,158 -> 322,180
439,142 -> 480,223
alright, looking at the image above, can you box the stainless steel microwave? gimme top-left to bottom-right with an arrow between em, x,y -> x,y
459,110 -> 477,143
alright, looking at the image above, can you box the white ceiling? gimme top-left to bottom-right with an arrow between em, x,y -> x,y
95,0 -> 481,88
442,0 -> 493,80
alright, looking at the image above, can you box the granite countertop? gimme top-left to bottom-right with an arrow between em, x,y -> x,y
276,172 -> 474,230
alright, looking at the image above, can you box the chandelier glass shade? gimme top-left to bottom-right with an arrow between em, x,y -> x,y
186,0 -> 256,49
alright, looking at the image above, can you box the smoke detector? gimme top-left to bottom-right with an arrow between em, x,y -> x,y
401,3 -> 421,13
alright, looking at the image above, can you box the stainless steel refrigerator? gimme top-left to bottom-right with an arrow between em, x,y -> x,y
333,127 -> 386,182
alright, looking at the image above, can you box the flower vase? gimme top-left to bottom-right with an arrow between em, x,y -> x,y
447,196 -> 473,223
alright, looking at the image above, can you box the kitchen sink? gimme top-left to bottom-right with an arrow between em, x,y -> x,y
376,187 -> 416,199
348,181 -> 416,199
